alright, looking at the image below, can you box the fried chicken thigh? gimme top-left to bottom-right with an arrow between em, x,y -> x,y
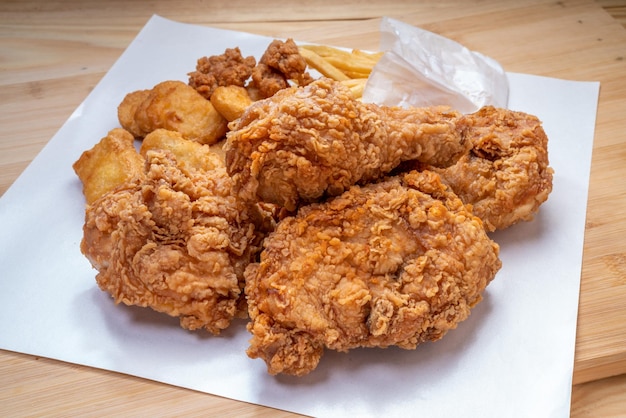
245,170 -> 501,376
225,78 -> 468,211
416,106 -> 554,231
80,130 -> 261,334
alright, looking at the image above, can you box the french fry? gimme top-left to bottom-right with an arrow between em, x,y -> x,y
298,47 -> 350,81
299,44 -> 383,98
300,45 -> 354,59
321,55 -> 376,76
340,78 -> 368,99
300,45 -> 382,75
300,45 -> 381,62
351,49 -> 384,62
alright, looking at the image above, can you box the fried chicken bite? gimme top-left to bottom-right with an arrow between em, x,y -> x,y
118,80 -> 228,145
250,38 -> 314,98
117,90 -> 150,137
245,170 -> 501,376
225,78 -> 467,212
73,128 -> 144,204
80,130 -> 262,334
414,106 -> 554,231
188,47 -> 256,99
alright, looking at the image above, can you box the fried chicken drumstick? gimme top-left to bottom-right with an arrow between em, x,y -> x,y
245,170 -> 501,376
225,78 -> 467,211
413,106 -> 554,231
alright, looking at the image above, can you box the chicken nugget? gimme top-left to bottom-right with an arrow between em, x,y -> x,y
118,80 -> 228,145
140,129 -> 224,172
117,89 -> 150,136
73,128 -> 144,204
210,85 -> 253,122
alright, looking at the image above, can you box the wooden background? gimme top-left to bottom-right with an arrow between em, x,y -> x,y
1,0 -> 625,416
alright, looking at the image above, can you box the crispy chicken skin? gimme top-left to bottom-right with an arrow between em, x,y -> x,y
415,106 -> 554,231
188,40 -> 312,101
188,47 -> 257,99
80,130 -> 261,334
245,170 -> 501,376
225,78 -> 467,211
250,38 -> 313,98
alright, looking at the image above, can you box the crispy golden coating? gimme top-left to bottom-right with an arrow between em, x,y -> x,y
72,128 -> 144,204
417,106 -> 554,231
118,80 -> 228,145
117,90 -> 150,136
225,78 -> 467,211
80,130 -> 262,334
188,47 -> 256,99
250,38 -> 313,98
140,128 -> 220,170
210,85 -> 254,122
245,170 -> 501,376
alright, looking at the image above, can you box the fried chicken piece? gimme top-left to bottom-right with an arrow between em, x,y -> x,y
210,85 -> 254,122
73,128 -> 144,204
80,130 -> 261,334
245,170 -> 501,376
188,47 -> 256,99
414,106 -> 554,231
117,90 -> 150,137
118,80 -> 228,145
225,78 -> 467,211
250,38 -> 314,98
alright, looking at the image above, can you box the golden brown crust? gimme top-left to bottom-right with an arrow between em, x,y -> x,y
72,128 -> 144,204
245,170 -> 501,376
188,47 -> 256,99
420,106 -> 554,231
81,132 -> 262,334
118,80 -> 228,144
225,78 -> 466,212
117,90 -> 150,136
250,38 -> 313,98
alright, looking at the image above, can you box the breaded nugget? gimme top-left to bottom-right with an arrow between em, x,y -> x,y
117,89 -> 150,136
72,128 -> 144,204
118,80 -> 228,145
140,129 -> 222,170
210,85 -> 253,122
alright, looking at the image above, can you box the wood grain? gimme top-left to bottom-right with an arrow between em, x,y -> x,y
1,0 -> 626,416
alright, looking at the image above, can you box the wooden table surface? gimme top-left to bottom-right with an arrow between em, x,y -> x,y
1,0 -> 626,416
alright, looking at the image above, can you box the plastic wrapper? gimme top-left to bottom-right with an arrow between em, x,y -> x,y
363,17 -> 509,113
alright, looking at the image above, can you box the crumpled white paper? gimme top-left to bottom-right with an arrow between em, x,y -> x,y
363,17 -> 509,113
